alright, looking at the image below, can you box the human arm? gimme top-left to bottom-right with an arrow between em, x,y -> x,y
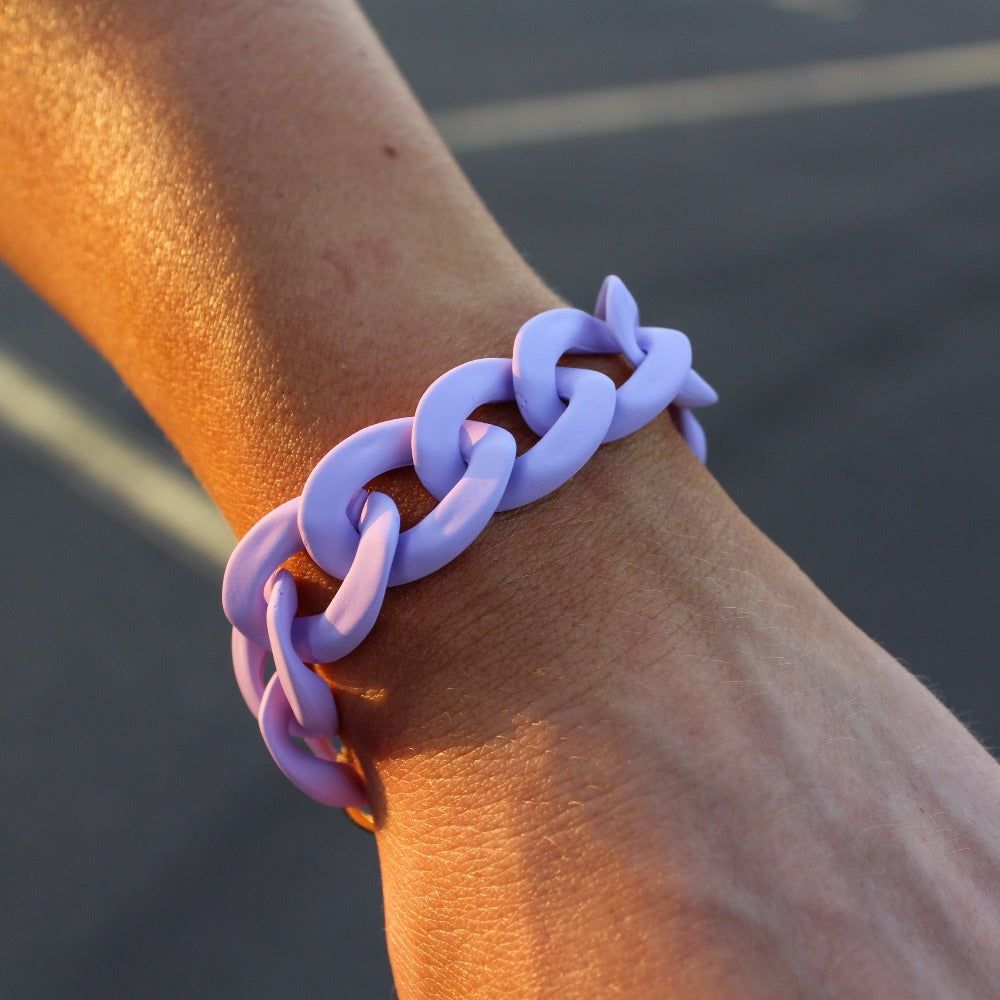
2,2 -> 999,997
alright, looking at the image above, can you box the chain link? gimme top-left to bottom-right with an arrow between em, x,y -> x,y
413,357 -> 617,510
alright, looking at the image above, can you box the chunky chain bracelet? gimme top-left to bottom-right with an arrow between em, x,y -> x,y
222,276 -> 717,830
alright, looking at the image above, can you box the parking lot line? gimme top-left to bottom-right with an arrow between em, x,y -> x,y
0,349 -> 232,576
433,40 -> 1000,153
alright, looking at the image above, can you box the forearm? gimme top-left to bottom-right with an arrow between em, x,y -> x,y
0,0 -> 553,530
3,4 -> 999,999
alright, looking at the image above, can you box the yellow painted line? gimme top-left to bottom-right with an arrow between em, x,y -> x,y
433,40 -> 1000,153
0,349 -> 233,577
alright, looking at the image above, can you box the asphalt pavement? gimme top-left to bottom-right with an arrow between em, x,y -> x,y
2,2 -> 998,996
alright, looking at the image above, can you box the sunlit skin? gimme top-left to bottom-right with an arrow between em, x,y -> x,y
3,3 -> 1000,997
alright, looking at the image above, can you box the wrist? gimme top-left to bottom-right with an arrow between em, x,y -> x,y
223,267 -> 729,822
333,410 -> 734,788
364,488 -> 1000,997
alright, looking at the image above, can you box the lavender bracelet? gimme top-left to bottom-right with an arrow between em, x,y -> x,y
221,276 -> 717,829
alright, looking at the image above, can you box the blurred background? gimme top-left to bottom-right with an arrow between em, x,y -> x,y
2,1 -> 998,996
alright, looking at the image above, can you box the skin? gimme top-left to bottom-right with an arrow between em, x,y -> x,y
2,2 -> 999,997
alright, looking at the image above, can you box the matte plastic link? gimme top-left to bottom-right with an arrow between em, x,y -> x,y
595,274 -> 644,366
512,308 -> 692,443
223,497 -> 303,651
258,673 -> 369,809
267,569 -> 340,737
412,357 -> 617,508
301,417 -> 516,584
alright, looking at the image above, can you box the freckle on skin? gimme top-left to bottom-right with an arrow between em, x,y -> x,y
382,144 -> 398,158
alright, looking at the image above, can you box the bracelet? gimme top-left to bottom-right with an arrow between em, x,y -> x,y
221,276 -> 717,830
